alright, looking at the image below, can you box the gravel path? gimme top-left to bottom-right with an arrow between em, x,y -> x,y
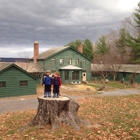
95,89 -> 140,96
0,89 -> 140,114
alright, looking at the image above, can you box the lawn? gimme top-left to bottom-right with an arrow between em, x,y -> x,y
88,81 -> 135,91
0,94 -> 140,140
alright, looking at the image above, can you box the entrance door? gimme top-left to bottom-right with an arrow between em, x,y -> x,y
82,72 -> 86,81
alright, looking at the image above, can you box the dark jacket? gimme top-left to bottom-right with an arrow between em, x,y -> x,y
43,75 -> 52,85
52,77 -> 62,86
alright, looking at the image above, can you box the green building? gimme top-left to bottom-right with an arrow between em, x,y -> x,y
0,63 -> 37,97
116,64 -> 140,83
91,64 -> 140,83
31,44 -> 92,84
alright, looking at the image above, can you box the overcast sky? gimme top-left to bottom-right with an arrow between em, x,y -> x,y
0,0 -> 139,57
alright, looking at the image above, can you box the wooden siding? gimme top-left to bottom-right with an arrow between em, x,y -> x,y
116,72 -> 140,83
40,48 -> 91,83
0,67 -> 36,97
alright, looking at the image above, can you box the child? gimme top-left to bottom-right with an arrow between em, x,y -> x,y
52,72 -> 62,98
42,69 -> 52,98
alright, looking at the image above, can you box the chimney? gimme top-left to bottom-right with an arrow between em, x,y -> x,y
78,44 -> 83,53
34,41 -> 39,63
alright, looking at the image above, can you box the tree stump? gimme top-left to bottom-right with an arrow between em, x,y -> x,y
27,96 -> 89,131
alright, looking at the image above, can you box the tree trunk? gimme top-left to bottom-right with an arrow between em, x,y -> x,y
113,74 -> 115,81
27,96 -> 89,131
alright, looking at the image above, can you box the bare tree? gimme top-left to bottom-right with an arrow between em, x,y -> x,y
15,50 -> 33,71
108,51 -> 122,81
15,50 -> 44,83
92,54 -> 112,89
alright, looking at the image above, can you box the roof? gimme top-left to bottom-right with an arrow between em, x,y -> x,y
91,64 -> 140,73
30,46 -> 91,61
0,62 -> 13,71
60,65 -> 83,70
32,46 -> 69,59
15,62 -> 44,73
0,62 -> 37,80
119,64 -> 140,73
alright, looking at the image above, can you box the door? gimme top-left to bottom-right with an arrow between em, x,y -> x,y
82,72 -> 86,81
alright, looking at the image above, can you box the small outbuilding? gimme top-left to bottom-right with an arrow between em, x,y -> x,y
0,63 -> 37,98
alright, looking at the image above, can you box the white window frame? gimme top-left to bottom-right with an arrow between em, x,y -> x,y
75,59 -> 79,65
51,58 -> 56,64
68,59 -> 72,65
60,59 -> 64,65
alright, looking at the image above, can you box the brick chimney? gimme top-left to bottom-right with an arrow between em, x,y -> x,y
34,41 -> 39,63
78,44 -> 83,53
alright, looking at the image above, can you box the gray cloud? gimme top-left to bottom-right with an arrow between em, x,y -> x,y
0,0 -> 139,57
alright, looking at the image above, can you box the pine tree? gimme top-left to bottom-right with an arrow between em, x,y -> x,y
66,39 -> 93,60
83,39 -> 93,60
115,28 -> 128,63
128,3 -> 140,63
95,36 -> 109,55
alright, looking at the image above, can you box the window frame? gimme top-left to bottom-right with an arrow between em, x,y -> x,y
19,80 -> 28,87
83,59 -> 86,65
0,81 -> 6,88
75,59 -> 79,65
72,71 -> 79,80
60,59 -> 64,65
68,59 -> 72,65
51,58 -> 56,64
65,71 -> 69,80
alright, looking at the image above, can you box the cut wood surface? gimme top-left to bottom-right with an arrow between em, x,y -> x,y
25,96 -> 90,131
38,96 -> 70,101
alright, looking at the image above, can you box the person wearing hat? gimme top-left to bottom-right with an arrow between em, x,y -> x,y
42,69 -> 52,98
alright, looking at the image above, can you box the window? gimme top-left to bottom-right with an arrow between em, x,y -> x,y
83,60 -> 86,64
72,71 -> 79,80
51,59 -> 55,64
60,59 -> 64,65
68,59 -> 72,65
123,73 -> 126,78
65,71 -> 69,80
0,82 -> 6,88
20,81 -> 28,87
75,59 -> 79,65
92,73 -> 100,77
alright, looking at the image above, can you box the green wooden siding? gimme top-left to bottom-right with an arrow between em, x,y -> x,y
116,72 -> 140,83
38,48 -> 91,83
0,67 -> 37,98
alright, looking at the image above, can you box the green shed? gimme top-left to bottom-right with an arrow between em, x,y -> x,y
31,46 -> 92,83
0,63 -> 37,98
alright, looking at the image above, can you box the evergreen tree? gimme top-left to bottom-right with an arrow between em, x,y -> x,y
66,39 -> 93,60
66,40 -> 82,49
115,28 -> 128,63
128,3 -> 140,63
95,36 -> 109,55
83,39 -> 93,60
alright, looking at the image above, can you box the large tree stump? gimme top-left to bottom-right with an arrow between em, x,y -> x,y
27,96 -> 89,131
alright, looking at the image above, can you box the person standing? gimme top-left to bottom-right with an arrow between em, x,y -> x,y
42,70 -> 52,98
52,72 -> 62,98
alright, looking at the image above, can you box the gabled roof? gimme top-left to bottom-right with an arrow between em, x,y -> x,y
33,46 -> 69,59
91,64 -> 140,73
119,64 -> 140,73
15,62 -> 44,73
0,62 -> 37,80
31,46 -> 91,61
60,65 -> 83,70
0,62 -> 13,71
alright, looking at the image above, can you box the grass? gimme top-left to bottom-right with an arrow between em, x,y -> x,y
0,94 -> 140,139
89,81 -> 133,90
